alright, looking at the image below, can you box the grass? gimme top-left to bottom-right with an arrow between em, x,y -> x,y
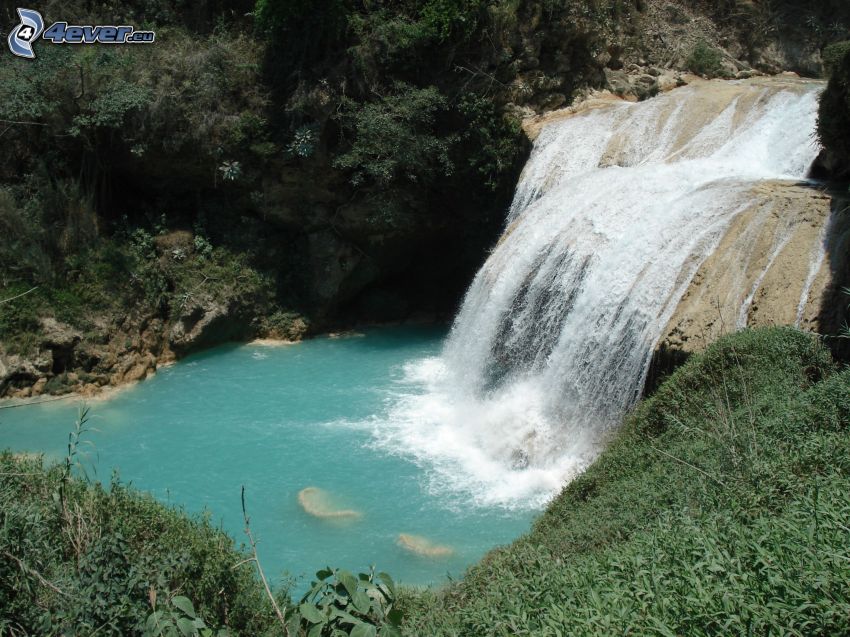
399,327 -> 850,635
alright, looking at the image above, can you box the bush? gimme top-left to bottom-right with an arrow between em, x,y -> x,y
0,451 -> 278,636
686,40 -> 726,77
419,0 -> 484,40
456,95 -> 524,192
818,40 -> 850,175
333,83 -> 454,188
823,40 -> 850,75
287,567 -> 404,636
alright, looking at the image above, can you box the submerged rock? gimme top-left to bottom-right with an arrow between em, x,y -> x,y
297,487 -> 361,520
396,533 -> 454,558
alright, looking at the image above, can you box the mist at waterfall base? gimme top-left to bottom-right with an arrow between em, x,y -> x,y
0,328 -> 533,589
0,78 -> 825,588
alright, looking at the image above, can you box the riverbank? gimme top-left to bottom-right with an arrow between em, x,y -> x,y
0,314 -> 447,403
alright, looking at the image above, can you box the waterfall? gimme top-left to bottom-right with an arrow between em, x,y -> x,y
375,78 -> 824,508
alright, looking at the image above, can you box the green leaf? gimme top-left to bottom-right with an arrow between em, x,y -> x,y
286,612 -> 301,635
380,626 -> 403,637
330,607 -> 360,624
387,608 -> 404,627
300,602 -> 325,624
377,572 -> 396,597
146,611 -> 164,631
307,623 -> 325,637
350,624 -> 377,637
172,596 -> 196,619
316,567 -> 334,580
338,570 -> 359,598
176,617 -> 196,637
352,590 -> 372,614
304,580 -> 325,602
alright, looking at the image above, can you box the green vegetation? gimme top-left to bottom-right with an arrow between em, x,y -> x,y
0,0 -> 535,369
333,84 -> 454,189
687,40 -> 726,78
0,443 -> 277,634
399,328 -> 850,635
4,0 -> 850,632
4,0 -> 850,388
0,216 -> 275,357
287,567 -> 403,637
818,40 -> 850,177
0,6 -> 291,365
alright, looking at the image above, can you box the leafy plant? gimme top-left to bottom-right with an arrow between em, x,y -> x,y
193,234 -> 214,260
334,83 -> 454,187
144,593 -> 230,637
457,94 -> 523,191
288,567 -> 403,637
218,161 -> 243,182
288,125 -> 320,158
419,0 -> 484,40
822,39 -> 850,75
686,40 -> 726,78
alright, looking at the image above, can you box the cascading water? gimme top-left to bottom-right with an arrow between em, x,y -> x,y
375,78 -> 824,508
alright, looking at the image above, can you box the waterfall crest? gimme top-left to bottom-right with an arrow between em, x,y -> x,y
376,78 -> 824,508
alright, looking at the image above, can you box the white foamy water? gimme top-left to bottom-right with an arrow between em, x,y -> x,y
374,79 -> 824,509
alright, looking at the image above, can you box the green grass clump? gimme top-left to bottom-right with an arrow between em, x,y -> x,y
400,327 -> 850,635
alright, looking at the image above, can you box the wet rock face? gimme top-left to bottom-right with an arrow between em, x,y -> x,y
650,182 -> 850,389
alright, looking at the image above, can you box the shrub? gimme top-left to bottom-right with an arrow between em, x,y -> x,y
0,452 -> 278,636
818,40 -> 850,175
288,567 -> 403,637
686,40 -> 726,77
456,95 -> 524,192
333,83 -> 454,188
823,40 -> 850,75
419,0 -> 484,40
